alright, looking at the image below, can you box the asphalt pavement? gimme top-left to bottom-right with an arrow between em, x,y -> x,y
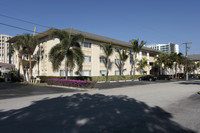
0,80 -> 199,133
0,82 -> 84,99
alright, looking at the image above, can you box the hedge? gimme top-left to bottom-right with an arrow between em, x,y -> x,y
38,75 -> 144,83
37,76 -> 92,83
0,77 -> 4,82
46,79 -> 96,88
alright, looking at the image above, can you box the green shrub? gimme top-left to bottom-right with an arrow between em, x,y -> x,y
37,76 -> 92,83
92,75 -> 144,82
37,75 -> 147,83
46,79 -> 96,88
0,77 -> 4,82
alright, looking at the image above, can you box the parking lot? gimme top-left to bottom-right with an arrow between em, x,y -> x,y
0,82 -> 84,100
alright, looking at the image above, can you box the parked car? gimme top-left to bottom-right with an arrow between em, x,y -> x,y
188,74 -> 199,79
138,75 -> 157,81
157,75 -> 172,80
176,73 -> 185,79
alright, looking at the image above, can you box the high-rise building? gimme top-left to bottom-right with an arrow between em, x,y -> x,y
146,43 -> 179,54
0,34 -> 16,64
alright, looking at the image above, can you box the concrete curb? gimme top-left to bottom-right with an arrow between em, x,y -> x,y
45,85 -> 99,91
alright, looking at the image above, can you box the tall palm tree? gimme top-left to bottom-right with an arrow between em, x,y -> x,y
175,53 -> 184,77
49,30 -> 84,79
196,61 -> 200,74
115,49 -> 128,79
164,54 -> 174,74
137,57 -> 148,75
100,43 -> 113,82
130,39 -> 146,80
154,53 -> 167,75
22,34 -> 38,80
8,36 -> 26,80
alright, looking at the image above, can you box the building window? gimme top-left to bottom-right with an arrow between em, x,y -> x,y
149,62 -> 154,66
100,70 -> 106,76
100,56 -> 106,63
59,70 -> 73,76
81,70 -> 91,76
83,42 -> 91,48
115,71 -> 120,75
100,46 -> 103,50
115,59 -> 120,64
84,56 -> 91,62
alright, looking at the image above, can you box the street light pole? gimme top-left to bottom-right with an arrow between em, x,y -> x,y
181,42 -> 192,80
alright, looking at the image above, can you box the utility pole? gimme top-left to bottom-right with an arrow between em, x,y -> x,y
181,42 -> 192,80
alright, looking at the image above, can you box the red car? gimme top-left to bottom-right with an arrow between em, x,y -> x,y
176,73 -> 185,79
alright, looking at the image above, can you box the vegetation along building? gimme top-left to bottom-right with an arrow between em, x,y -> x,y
188,54 -> 200,74
9,28 -> 164,78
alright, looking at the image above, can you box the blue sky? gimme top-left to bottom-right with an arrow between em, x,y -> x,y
0,0 -> 199,55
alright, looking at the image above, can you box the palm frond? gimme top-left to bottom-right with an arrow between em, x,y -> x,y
49,44 -> 65,71
50,30 -> 69,41
71,34 -> 84,47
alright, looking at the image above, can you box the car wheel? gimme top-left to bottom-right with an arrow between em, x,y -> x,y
149,78 -> 153,81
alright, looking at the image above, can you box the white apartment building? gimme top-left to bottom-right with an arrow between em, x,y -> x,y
146,43 -> 179,54
9,28 -> 164,77
0,34 -> 17,65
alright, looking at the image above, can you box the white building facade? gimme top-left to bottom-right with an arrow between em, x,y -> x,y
0,34 -> 17,65
9,28 -> 165,78
147,43 -> 179,54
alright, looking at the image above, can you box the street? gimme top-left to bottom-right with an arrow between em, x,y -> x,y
0,80 -> 199,133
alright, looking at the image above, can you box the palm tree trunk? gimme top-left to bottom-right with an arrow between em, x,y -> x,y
22,61 -> 26,82
175,64 -> 178,78
28,52 -> 32,82
160,66 -> 162,75
133,54 -> 137,80
120,63 -> 123,80
106,57 -> 109,82
17,54 -> 21,78
131,55 -> 133,75
65,59 -> 68,80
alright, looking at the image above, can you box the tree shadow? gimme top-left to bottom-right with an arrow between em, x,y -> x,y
0,93 -> 196,133
179,81 -> 200,85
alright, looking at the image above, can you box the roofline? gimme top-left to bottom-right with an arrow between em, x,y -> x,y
7,28 -> 164,54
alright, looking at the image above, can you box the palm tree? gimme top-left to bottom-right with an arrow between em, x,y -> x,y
175,53 -> 184,77
137,57 -> 148,75
130,39 -> 146,80
164,54 -> 175,74
165,52 -> 178,76
22,34 -> 38,80
115,49 -> 128,79
100,43 -> 113,82
154,53 -> 167,75
196,61 -> 200,74
8,36 -> 26,80
49,30 -> 84,79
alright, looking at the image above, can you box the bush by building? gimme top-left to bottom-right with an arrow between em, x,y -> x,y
46,79 -> 96,88
38,75 -> 144,83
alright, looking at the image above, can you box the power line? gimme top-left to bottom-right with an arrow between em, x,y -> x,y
0,22 -> 41,34
0,13 -> 52,29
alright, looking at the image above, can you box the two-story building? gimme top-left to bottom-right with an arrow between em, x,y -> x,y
9,28 -> 163,78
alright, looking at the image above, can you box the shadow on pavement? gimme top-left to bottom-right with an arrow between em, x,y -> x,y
178,81 -> 200,85
96,81 -> 153,89
0,93 -> 195,133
